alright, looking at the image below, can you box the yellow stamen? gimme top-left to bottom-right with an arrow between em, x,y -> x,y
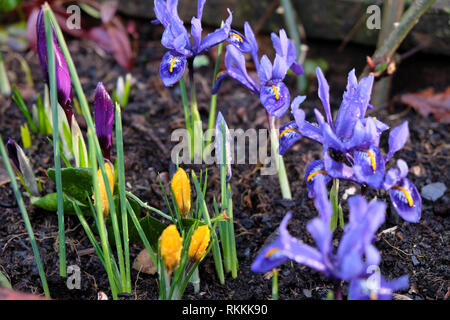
230,33 -> 243,42
272,85 -> 279,100
373,116 -> 377,120
280,128 -> 301,138
392,186 -> 414,207
307,170 -> 327,182
265,248 -> 281,258
169,57 -> 177,73
363,150 -> 377,171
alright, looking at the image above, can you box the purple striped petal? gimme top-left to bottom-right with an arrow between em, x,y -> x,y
389,178 -> 421,223
260,80 -> 290,117
385,120 -> 409,162
353,146 -> 385,189
227,29 -> 251,53
305,160 -> 331,198
279,120 -> 302,155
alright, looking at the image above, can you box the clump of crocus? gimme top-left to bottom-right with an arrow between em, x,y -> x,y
94,82 -> 114,161
251,176 -> 409,300
36,9 -> 73,126
279,67 -> 421,222
6,138 -> 39,196
213,25 -> 304,117
96,162 -> 115,217
153,0 -> 234,86
160,224 -> 183,274
171,167 -> 191,217
188,225 -> 210,262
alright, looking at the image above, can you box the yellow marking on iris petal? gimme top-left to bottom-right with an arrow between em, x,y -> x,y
272,85 -> 279,100
230,33 -> 243,42
265,248 -> 281,258
307,170 -> 327,182
216,70 -> 225,81
169,57 -> 177,73
280,128 -> 301,138
373,116 -> 377,120
392,186 -> 414,207
363,149 -> 377,171
370,293 -> 378,300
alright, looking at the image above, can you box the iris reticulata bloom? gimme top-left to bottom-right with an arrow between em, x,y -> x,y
213,23 -> 304,118
153,0 -> 234,86
279,67 -> 421,222
251,177 -> 408,299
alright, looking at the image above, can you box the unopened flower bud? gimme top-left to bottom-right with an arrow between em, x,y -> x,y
160,224 -> 182,274
95,162 -> 115,216
188,225 -> 210,261
171,167 -> 191,217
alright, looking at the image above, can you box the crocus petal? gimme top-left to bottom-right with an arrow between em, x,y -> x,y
315,67 -> 333,125
385,121 -> 409,162
353,146 -> 385,189
36,9 -> 72,126
334,70 -> 374,141
260,80 -> 290,117
389,178 -> 421,222
304,160 -> 331,198
160,50 -> 187,87
95,82 -> 114,161
227,29 -> 251,53
279,120 -> 302,155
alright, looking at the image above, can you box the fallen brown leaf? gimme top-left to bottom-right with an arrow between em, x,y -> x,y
399,87 -> 450,124
132,249 -> 157,275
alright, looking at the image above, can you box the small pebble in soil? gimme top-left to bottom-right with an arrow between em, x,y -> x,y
411,255 -> 420,266
421,182 -> 447,201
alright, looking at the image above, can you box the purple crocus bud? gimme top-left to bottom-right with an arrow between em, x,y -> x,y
36,9 -> 73,127
160,50 -> 187,87
6,138 -> 21,172
353,146 -> 385,189
94,82 -> 114,161
349,275 -> 409,300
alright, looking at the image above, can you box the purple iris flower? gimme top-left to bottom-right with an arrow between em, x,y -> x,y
94,82 -> 114,161
213,23 -> 304,118
279,68 -> 421,222
348,274 -> 409,300
251,176 -> 386,282
36,9 -> 73,127
153,0 -> 233,86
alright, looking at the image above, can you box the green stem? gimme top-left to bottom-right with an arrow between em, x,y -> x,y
115,104 -> 131,293
43,9 -> 66,277
0,136 -> 50,298
268,114 -> 292,200
272,268 -> 278,300
205,41 -> 224,145
188,58 -> 203,162
179,77 -> 193,161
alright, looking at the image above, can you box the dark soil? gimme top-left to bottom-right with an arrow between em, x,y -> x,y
0,21 -> 449,300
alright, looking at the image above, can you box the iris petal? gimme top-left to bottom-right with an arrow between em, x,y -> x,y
353,146 -> 385,189
159,50 -> 186,87
227,29 -> 251,52
389,178 -> 421,222
304,160 -> 331,198
260,80 -> 290,117
279,120 -> 302,155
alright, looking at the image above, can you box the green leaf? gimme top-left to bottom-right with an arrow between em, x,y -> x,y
0,270 -> 11,289
31,193 -> 87,214
47,167 -> 93,202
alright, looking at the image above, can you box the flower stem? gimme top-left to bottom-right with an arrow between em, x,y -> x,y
268,114 -> 292,200
179,77 -> 193,161
188,58 -> 203,163
272,268 -> 279,300
43,8 -> 66,277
